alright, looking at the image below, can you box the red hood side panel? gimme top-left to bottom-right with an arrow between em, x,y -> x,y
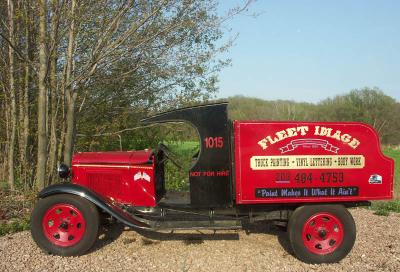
72,150 -> 153,165
70,149 -> 156,207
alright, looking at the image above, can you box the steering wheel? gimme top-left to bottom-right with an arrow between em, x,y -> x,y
157,143 -> 182,169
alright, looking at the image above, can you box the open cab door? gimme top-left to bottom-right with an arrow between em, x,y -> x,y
141,102 -> 233,208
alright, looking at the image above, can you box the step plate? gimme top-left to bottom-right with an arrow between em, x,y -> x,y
154,220 -> 242,230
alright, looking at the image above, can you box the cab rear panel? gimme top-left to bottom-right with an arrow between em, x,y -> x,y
234,121 -> 394,204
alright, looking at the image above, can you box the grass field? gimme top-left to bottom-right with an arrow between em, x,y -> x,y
370,147 -> 400,215
383,148 -> 400,198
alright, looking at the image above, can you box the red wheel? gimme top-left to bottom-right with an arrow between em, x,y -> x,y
42,203 -> 86,247
288,205 -> 356,263
31,194 -> 99,256
301,212 -> 344,255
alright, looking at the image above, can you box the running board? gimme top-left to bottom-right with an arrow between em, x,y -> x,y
152,220 -> 242,230
124,206 -> 242,231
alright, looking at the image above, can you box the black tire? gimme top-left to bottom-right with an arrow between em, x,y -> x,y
31,194 -> 99,256
288,205 -> 356,264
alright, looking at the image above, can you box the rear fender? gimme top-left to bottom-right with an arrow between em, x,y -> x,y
38,183 -> 152,230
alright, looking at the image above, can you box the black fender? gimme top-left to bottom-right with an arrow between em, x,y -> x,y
38,183 -> 152,230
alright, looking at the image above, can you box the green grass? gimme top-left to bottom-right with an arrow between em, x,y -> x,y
370,200 -> 400,216
383,148 -> 400,198
369,147 -> 400,216
163,141 -> 199,191
169,141 -> 199,151
0,190 -> 34,237
0,217 -> 30,236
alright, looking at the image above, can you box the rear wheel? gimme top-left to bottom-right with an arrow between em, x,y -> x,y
288,205 -> 356,263
31,194 -> 99,256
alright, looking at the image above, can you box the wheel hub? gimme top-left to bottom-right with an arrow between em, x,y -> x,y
42,203 -> 86,247
59,221 -> 69,230
302,212 -> 344,255
318,229 -> 327,239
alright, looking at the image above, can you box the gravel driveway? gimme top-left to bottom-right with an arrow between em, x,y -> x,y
0,208 -> 399,272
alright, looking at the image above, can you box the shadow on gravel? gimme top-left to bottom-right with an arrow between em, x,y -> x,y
138,221 -> 295,256
135,228 -> 240,245
89,219 -> 295,257
242,222 -> 295,257
89,219 -> 124,253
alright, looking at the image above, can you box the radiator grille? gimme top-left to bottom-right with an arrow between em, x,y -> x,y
87,173 -> 124,199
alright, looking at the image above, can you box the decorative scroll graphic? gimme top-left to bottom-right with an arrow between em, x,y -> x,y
251,155 -> 365,170
279,138 -> 339,154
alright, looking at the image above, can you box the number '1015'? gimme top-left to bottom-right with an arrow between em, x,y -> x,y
204,137 -> 224,148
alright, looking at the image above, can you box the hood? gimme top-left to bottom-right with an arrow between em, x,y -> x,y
72,150 -> 153,165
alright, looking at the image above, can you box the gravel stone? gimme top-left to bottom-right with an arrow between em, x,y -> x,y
0,208 -> 399,272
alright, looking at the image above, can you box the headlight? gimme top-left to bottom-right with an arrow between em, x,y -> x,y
58,163 -> 70,178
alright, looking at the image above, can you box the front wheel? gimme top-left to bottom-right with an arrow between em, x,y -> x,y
31,194 -> 99,256
288,205 -> 356,264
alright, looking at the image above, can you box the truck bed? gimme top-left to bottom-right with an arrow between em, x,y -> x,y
234,121 -> 394,204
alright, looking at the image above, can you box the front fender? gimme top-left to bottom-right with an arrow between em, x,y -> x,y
38,183 -> 152,230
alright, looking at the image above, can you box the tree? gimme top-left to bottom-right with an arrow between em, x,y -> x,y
0,0 -> 253,191
36,0 -> 48,190
60,0 -> 245,163
62,0 -> 77,166
7,0 -> 16,190
319,87 -> 398,143
227,89 -> 400,144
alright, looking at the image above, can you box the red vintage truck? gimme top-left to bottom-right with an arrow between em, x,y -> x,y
30,103 -> 394,263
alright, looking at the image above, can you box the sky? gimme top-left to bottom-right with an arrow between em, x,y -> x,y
217,0 -> 400,103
